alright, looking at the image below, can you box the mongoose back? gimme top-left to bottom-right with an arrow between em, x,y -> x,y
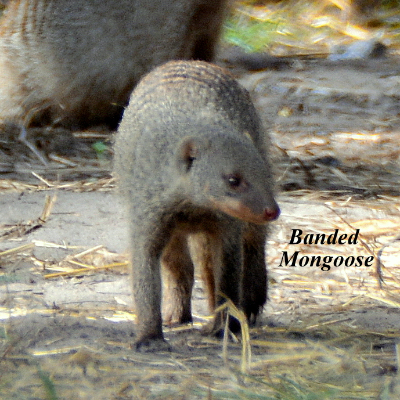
0,0 -> 227,130
114,60 -> 280,351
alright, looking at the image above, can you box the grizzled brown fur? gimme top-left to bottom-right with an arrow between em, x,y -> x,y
0,0 -> 227,130
114,61 -> 280,351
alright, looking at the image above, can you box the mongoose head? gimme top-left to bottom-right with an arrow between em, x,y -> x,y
175,129 -> 280,224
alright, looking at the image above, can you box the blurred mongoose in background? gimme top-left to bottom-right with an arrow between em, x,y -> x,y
0,0 -> 228,130
114,60 -> 280,351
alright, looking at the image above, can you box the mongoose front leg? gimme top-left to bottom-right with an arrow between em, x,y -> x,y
241,224 -> 268,324
130,222 -> 170,352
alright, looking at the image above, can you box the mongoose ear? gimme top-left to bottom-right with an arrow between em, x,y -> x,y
177,136 -> 211,172
177,137 -> 208,173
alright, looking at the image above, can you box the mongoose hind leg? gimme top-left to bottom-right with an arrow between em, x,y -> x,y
189,228 -> 243,335
188,232 -> 221,313
161,231 -> 194,325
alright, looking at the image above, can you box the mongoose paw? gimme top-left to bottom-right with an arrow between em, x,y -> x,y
202,315 -> 241,338
134,337 -> 172,353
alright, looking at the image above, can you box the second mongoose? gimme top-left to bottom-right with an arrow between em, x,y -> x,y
0,0 -> 228,130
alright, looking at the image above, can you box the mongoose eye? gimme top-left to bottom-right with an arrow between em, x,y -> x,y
225,174 -> 246,189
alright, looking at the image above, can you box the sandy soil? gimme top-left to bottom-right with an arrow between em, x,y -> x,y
1,56 -> 400,399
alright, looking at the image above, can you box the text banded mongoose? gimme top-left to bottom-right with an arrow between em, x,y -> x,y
114,60 -> 280,351
0,0 -> 228,130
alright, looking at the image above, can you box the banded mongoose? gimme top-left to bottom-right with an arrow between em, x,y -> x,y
0,0 -> 228,130
114,60 -> 280,351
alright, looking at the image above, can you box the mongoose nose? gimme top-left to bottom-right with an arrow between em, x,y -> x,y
263,206 -> 280,221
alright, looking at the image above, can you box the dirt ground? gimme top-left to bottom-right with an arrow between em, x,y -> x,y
1,56 -> 400,399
